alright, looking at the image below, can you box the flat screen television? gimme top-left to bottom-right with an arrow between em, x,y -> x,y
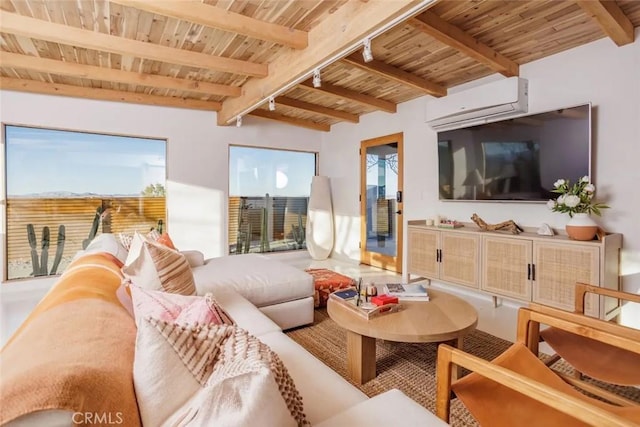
437,103 -> 591,202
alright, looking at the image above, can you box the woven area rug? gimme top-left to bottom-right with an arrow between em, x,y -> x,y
285,308 -> 640,426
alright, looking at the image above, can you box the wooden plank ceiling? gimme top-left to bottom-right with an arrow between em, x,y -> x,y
1,0 -> 639,132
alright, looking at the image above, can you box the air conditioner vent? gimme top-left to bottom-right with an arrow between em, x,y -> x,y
426,77 -> 528,131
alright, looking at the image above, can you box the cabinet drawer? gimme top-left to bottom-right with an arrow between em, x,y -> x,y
481,236 -> 531,301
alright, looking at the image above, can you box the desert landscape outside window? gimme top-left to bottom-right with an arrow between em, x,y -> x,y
4,125 -> 166,281
229,146 -> 316,255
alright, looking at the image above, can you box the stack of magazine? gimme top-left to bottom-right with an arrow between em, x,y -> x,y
383,283 -> 429,301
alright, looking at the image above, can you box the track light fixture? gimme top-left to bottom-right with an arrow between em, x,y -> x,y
312,69 -> 322,88
268,96 -> 276,111
362,38 -> 373,63
236,115 -> 242,127
224,0 -> 435,125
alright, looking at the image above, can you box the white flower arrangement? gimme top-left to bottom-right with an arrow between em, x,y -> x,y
547,176 -> 609,217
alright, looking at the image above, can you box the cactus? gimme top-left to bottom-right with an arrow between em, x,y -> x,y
26,224 -> 66,276
236,198 -> 251,254
291,213 -> 305,249
40,226 -> 50,276
50,225 -> 66,275
260,207 -> 270,253
27,224 -> 40,276
82,206 -> 103,249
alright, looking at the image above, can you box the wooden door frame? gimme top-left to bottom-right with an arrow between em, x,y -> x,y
360,132 -> 403,273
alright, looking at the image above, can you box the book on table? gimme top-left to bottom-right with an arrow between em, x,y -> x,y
383,283 -> 429,300
328,288 -> 400,319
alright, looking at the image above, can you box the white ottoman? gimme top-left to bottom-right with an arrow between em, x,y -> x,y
192,254 -> 314,329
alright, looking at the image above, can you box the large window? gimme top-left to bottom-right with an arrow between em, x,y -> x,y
229,146 -> 316,255
4,125 -> 166,281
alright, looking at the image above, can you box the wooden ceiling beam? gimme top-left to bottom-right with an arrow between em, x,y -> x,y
342,53 -> 446,97
217,0 -> 427,125
276,96 -> 359,123
409,11 -> 519,77
248,109 -> 330,132
0,52 -> 241,98
298,80 -> 397,114
0,10 -> 267,78
576,0 -> 634,46
110,0 -> 308,50
0,77 -> 221,111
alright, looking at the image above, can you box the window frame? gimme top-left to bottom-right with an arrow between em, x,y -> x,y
227,144 -> 318,255
2,122 -> 168,283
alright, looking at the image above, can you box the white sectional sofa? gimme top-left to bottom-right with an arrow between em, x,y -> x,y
1,245 -> 447,426
191,253 -> 315,330
205,287 -> 449,426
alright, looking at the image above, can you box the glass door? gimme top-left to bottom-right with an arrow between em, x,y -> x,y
360,133 -> 403,273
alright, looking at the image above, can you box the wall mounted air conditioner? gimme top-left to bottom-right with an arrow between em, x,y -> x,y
426,77 -> 528,131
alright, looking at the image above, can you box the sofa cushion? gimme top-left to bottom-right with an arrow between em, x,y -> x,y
123,232 -> 196,295
131,289 -> 308,427
258,330 -> 368,425
192,254 -> 313,307
0,253 -> 140,427
315,389 -> 449,427
180,249 -> 205,268
208,288 -> 281,337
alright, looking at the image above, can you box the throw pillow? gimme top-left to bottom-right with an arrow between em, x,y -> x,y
180,250 -> 205,268
122,232 -> 196,295
129,285 -> 234,326
130,287 -> 308,427
118,232 -> 135,251
146,228 -> 161,242
156,232 -> 177,250
119,229 -> 171,251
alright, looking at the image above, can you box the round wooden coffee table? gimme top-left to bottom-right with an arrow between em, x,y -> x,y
327,288 -> 478,384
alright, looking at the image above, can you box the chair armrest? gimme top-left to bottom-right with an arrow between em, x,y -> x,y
435,344 -> 637,427
574,282 -> 640,314
527,303 -> 640,348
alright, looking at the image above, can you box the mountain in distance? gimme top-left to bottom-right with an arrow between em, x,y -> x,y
9,191 -> 139,198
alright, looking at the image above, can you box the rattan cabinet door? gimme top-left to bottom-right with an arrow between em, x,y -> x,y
532,242 -> 600,316
407,227 -> 439,278
440,232 -> 479,288
481,236 -> 531,301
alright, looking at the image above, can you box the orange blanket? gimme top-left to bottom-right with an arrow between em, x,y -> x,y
0,253 -> 141,426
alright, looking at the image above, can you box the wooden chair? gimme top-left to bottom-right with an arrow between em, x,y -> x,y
435,303 -> 640,427
534,283 -> 640,406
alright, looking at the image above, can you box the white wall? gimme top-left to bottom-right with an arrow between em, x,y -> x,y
0,92 -> 321,341
0,92 -> 322,256
321,31 -> 640,323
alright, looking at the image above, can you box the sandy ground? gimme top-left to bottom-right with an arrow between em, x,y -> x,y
8,257 -> 74,280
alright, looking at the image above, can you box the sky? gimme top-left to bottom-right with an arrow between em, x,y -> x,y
229,146 -> 316,197
6,126 -> 166,196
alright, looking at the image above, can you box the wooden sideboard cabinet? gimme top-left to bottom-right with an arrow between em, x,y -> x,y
407,227 -> 479,289
407,220 -> 622,320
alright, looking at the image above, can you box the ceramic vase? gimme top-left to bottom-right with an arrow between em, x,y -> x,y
565,213 -> 598,241
306,176 -> 334,260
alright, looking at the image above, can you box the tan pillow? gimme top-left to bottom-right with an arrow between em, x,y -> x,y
130,286 -> 308,427
122,232 -> 195,295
